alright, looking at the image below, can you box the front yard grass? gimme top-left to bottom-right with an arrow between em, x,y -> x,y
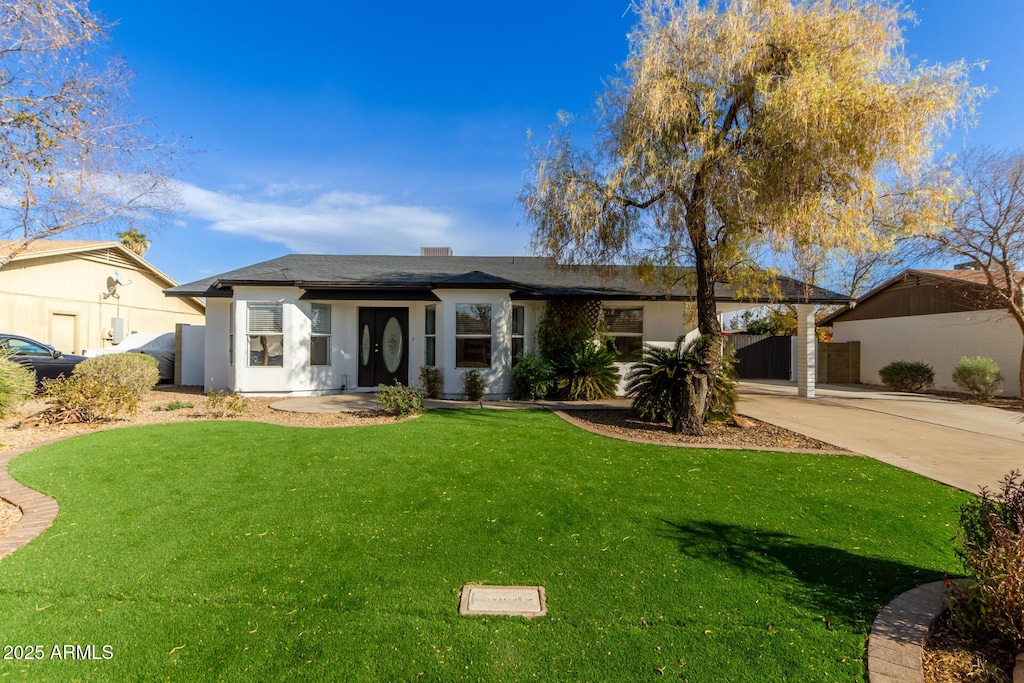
0,410 -> 968,681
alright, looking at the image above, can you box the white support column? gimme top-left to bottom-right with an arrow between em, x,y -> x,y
796,303 -> 816,398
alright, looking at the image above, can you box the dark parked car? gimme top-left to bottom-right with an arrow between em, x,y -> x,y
0,334 -> 87,384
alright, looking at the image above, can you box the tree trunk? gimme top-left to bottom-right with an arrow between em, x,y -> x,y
678,187 -> 725,436
676,373 -> 709,434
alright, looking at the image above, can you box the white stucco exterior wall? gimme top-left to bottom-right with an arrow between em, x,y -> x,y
199,292 -> 759,398
178,324 -> 206,386
832,309 -> 1022,397
433,289 -> 516,399
203,298 -> 231,392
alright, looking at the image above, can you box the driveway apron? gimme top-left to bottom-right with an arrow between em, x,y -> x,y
738,381 -> 1024,493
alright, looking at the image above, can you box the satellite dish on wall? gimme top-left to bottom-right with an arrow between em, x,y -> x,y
102,270 -> 133,299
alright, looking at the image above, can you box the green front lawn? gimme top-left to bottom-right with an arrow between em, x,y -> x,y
0,410 -> 967,681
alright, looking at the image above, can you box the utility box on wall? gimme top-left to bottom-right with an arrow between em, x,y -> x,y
111,317 -> 125,344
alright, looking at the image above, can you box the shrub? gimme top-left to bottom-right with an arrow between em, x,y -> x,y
152,400 -> 194,412
418,365 -> 443,399
511,352 -> 554,401
878,360 -> 934,393
948,470 -> 1024,649
461,369 -> 487,401
626,336 -> 737,431
555,343 -> 620,401
0,355 -> 36,417
537,299 -> 602,362
206,389 -> 250,417
952,356 -> 1003,400
377,381 -> 425,416
43,353 -> 159,423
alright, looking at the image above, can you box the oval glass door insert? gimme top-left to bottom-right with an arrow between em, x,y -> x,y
361,324 -> 371,366
382,317 -> 403,373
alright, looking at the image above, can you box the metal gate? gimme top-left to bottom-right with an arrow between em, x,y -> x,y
726,334 -> 792,380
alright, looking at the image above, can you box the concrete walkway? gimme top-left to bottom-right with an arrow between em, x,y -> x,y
738,381 -> 1024,493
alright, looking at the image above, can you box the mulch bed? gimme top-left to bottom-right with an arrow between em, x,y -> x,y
923,610 -> 1017,683
564,409 -> 846,451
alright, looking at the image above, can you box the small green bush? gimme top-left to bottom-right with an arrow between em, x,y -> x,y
44,353 -> 159,423
418,366 -> 443,399
152,400 -> 194,412
0,355 -> 36,417
555,343 -> 620,401
948,470 -> 1024,649
952,356 -> 1003,400
377,381 -> 425,416
462,369 -> 487,401
878,360 -> 934,393
511,352 -> 554,401
205,389 -> 250,417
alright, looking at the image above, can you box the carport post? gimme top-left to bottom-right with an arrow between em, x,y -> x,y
796,304 -> 816,398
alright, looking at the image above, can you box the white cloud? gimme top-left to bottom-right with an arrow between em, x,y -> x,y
175,181 -> 470,254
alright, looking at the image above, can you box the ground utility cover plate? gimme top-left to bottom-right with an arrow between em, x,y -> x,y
459,585 -> 547,617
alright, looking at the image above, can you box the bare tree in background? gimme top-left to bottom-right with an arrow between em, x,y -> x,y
929,147 -> 1024,400
0,0 -> 177,269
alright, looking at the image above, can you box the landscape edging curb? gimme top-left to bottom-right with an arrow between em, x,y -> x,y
0,444 -> 61,560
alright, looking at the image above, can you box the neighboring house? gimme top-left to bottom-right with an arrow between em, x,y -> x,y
824,269 -> 1023,397
165,252 -> 848,399
0,241 -> 206,354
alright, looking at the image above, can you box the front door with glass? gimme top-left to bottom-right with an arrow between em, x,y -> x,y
357,307 -> 409,387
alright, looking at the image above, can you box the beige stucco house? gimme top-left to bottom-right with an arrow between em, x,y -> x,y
0,240 -> 205,355
824,269 -> 1023,397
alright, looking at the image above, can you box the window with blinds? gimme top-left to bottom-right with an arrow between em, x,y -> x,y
310,304 -> 331,366
455,303 -> 491,368
511,305 -> 525,365
424,305 -> 436,366
247,302 -> 284,367
601,307 -> 643,362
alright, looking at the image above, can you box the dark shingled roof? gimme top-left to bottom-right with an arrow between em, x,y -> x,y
164,254 -> 850,304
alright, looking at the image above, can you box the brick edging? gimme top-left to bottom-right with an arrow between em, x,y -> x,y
0,444 -> 61,560
867,579 -> 967,682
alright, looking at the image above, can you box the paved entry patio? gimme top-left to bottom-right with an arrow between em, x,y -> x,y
737,381 -> 1024,493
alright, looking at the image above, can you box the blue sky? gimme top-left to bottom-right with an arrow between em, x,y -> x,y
88,0 -> 1024,285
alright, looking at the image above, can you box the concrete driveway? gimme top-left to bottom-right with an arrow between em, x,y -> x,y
738,381 -> 1024,493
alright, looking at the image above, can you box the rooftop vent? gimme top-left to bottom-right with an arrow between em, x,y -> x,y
421,247 -> 453,257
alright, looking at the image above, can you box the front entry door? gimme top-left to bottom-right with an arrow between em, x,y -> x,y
358,307 -> 409,387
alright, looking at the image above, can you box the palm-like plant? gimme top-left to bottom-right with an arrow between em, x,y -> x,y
556,343 -> 620,401
626,336 -> 737,432
117,227 -> 151,256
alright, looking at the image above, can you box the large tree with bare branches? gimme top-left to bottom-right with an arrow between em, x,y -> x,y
0,0 -> 176,268
929,147 -> 1024,399
521,0 -> 978,433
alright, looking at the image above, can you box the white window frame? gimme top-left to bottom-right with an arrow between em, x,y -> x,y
511,305 -> 525,365
424,305 -> 437,366
310,304 -> 331,366
601,306 -> 644,362
247,301 -> 284,367
455,303 -> 492,368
